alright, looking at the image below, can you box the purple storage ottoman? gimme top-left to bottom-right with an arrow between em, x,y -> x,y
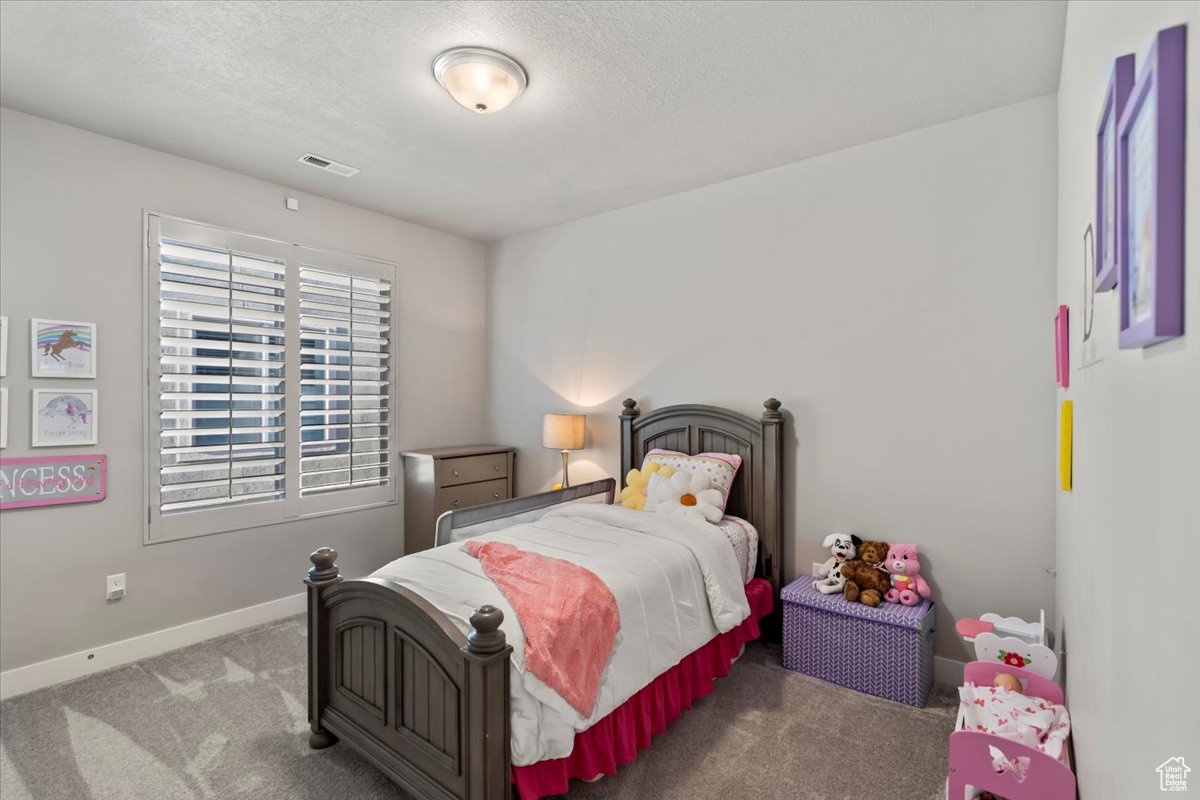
781,576 -> 934,707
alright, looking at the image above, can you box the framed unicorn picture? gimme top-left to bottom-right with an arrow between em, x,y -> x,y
31,318 -> 96,378
32,389 -> 98,447
1116,25 -> 1186,349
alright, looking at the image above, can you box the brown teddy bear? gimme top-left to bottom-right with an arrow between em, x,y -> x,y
840,540 -> 891,607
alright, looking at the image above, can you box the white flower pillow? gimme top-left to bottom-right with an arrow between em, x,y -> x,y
642,449 -> 742,514
644,470 -> 724,525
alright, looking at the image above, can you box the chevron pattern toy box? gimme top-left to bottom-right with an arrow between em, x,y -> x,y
781,576 -> 934,707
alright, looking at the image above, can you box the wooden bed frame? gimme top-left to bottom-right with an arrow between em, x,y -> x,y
305,398 -> 785,800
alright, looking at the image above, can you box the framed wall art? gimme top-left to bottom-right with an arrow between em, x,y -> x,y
30,318 -> 96,378
31,388 -> 98,447
1095,53 -> 1134,292
1117,25 -> 1186,349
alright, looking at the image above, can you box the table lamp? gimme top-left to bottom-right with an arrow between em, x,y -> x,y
542,413 -> 585,488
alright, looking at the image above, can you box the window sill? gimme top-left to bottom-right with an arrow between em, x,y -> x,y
145,498 -> 399,546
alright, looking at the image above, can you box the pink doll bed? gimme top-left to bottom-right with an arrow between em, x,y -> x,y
947,661 -> 1076,800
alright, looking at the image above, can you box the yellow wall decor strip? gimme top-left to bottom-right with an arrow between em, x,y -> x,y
1059,400 -> 1073,491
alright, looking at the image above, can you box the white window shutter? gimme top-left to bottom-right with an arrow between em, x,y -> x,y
298,265 -> 392,497
158,238 -> 287,513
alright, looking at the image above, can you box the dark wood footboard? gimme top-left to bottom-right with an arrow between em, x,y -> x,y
306,547 -> 513,800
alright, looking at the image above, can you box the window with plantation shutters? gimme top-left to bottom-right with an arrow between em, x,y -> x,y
146,216 -> 397,543
298,265 -> 391,497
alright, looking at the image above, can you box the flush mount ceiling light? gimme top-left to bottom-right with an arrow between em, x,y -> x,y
432,46 -> 527,114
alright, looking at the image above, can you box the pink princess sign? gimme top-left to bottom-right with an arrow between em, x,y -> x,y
0,455 -> 107,509
1054,305 -> 1069,388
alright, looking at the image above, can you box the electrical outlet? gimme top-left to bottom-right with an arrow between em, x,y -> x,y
106,573 -> 125,601
812,561 -> 825,577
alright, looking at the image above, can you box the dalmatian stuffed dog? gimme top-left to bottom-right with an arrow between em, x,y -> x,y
814,533 -> 862,594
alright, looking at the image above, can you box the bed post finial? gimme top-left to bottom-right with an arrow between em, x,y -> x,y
762,398 -> 783,422
307,547 -> 340,584
619,399 -> 639,489
467,605 -> 507,654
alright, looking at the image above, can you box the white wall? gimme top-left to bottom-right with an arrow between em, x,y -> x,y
1055,2 -> 1200,797
486,96 -> 1059,663
0,108 -> 487,672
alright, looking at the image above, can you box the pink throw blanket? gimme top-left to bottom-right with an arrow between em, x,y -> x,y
465,540 -> 620,717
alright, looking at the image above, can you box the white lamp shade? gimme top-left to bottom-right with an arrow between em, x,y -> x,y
542,414 -> 585,450
433,47 -> 527,114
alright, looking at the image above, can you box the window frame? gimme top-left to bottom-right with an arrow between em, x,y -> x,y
143,212 -> 399,545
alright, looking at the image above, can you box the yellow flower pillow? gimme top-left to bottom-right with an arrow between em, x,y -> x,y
619,462 -> 674,510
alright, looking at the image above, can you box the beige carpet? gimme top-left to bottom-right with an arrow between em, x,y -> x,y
0,615 -> 957,800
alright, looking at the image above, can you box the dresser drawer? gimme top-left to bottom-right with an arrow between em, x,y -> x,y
437,478 -> 509,514
438,452 -> 509,487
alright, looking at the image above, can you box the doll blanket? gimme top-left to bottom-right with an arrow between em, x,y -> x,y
959,683 -> 1072,768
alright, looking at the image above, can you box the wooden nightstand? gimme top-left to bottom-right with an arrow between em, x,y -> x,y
401,445 -> 516,554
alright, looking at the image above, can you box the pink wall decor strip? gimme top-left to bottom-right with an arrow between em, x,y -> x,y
1055,305 -> 1069,388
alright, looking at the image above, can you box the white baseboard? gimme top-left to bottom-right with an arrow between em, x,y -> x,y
934,655 -> 965,687
0,592 -> 305,700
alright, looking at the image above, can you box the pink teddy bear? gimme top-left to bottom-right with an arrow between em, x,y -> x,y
884,543 -> 931,606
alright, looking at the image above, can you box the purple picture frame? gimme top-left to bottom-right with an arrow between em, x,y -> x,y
1095,53 -> 1135,292
1117,25 -> 1186,349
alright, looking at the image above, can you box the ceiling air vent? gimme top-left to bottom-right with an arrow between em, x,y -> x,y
297,153 -> 360,177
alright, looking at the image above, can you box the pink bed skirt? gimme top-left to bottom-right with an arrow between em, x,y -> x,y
512,578 -> 775,800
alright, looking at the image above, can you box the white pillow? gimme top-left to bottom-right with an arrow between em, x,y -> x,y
645,470 -> 724,524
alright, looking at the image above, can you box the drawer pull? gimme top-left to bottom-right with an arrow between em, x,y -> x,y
493,492 -> 500,498
452,470 -> 460,477
493,464 -> 500,471
452,499 -> 460,507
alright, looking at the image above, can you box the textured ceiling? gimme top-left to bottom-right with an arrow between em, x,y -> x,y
0,0 -> 1066,241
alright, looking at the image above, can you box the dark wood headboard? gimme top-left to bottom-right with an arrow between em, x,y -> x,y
619,398 -> 785,610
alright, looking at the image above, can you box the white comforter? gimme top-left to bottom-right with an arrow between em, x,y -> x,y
370,503 -> 751,765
